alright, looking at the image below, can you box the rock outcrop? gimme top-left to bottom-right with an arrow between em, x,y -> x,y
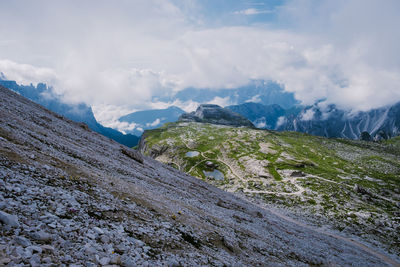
179,104 -> 255,128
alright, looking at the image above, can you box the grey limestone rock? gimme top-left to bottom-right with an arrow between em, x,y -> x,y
0,210 -> 20,227
14,236 -> 31,247
179,104 -> 255,128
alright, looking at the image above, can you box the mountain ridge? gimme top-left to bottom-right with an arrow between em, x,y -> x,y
278,102 -> 400,140
0,80 -> 139,147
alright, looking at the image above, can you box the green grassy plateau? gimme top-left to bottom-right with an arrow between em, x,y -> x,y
141,122 -> 400,254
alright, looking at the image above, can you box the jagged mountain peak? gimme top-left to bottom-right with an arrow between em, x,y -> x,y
179,104 -> 255,128
278,102 -> 400,140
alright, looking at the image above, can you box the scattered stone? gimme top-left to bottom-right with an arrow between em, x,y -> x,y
0,258 -> 11,265
0,210 -> 20,227
99,257 -> 111,266
48,222 -> 57,229
110,255 -> 121,265
205,161 -> 215,168
15,236 -> 32,247
353,184 -> 368,195
121,255 -> 136,267
42,257 -> 52,264
168,259 -> 180,267
93,226 -> 104,235
29,253 -> 41,267
115,243 -> 127,254
27,245 -> 43,254
290,171 -> 305,177
100,235 -> 110,244
29,231 -> 53,243
41,244 -> 55,253
121,148 -> 144,164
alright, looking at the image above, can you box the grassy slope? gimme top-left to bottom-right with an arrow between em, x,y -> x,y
142,122 -> 400,254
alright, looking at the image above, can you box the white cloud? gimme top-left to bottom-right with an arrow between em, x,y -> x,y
254,117 -> 267,128
206,96 -> 234,107
245,94 -> 262,103
92,104 -> 137,130
0,0 -> 399,128
111,121 -> 138,135
149,99 -> 199,113
234,8 -> 273,15
300,109 -> 315,121
276,116 -> 286,128
0,60 -> 57,86
146,118 -> 162,127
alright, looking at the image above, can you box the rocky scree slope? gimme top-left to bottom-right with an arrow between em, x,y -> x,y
0,85 -> 397,266
140,122 -> 400,261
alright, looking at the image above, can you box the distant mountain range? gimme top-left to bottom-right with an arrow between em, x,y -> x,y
181,101 -> 400,140
156,80 -> 299,109
226,102 -> 302,129
2,76 -> 398,141
117,80 -> 298,135
276,103 -> 400,140
0,80 -> 139,147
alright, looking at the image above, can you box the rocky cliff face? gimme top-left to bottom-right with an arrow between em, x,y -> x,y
278,103 -> 400,140
179,104 -> 255,128
0,85 -> 398,266
226,102 -> 288,129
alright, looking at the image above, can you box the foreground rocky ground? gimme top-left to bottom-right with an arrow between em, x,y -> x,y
1,85 -> 399,266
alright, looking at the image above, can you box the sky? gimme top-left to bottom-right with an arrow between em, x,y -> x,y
0,0 -> 399,126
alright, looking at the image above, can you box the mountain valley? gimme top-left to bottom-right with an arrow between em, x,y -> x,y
1,80 -> 400,266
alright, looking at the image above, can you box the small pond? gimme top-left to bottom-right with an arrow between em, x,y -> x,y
203,169 -> 224,181
185,151 -> 199,157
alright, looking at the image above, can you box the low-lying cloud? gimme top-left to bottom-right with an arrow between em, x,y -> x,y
0,0 -> 399,125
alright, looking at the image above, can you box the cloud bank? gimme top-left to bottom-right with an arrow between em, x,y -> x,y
0,0 -> 399,125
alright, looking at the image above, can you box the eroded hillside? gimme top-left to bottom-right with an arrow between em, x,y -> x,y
140,122 -> 400,258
